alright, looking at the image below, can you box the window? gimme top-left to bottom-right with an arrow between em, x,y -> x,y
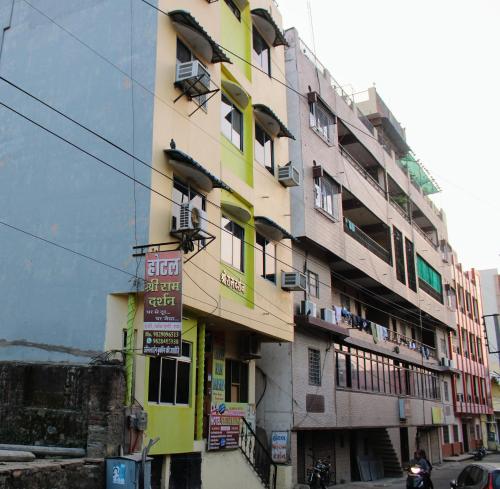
309,101 -> 335,144
314,175 -> 339,219
393,227 -> 406,285
225,359 -> 248,403
307,270 -> 319,298
443,425 -> 450,444
308,348 -> 321,386
176,39 -> 207,108
221,216 -> 244,271
172,178 -> 206,229
453,424 -> 459,442
224,0 -> 241,21
148,342 -> 192,405
417,255 -> 443,301
255,233 -> 276,283
252,27 -> 270,74
221,93 -> 243,150
255,124 -> 274,173
444,380 -> 449,402
405,238 -> 417,292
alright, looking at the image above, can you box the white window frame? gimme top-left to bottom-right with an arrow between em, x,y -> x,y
309,101 -> 335,145
314,175 -> 340,220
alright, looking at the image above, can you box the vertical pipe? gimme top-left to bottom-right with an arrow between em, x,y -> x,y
126,293 -> 136,406
196,323 -> 205,440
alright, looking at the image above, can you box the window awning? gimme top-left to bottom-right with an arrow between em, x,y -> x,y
164,148 -> 230,192
253,104 -> 295,139
254,216 -> 295,241
221,80 -> 250,109
168,10 -> 231,64
251,9 -> 288,47
221,201 -> 251,223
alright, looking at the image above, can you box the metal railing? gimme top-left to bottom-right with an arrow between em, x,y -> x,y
239,418 -> 277,489
418,279 -> 444,304
386,329 -> 437,359
343,217 -> 392,265
389,197 -> 410,222
413,222 -> 439,249
339,145 -> 387,197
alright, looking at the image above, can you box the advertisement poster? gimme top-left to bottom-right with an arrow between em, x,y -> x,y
271,431 -> 289,463
143,251 -> 182,356
208,408 -> 242,451
211,333 -> 226,410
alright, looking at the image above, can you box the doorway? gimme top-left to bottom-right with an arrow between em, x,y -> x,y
462,423 -> 469,453
400,427 -> 410,464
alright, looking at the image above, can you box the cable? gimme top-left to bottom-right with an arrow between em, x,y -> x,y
1,5 -> 452,331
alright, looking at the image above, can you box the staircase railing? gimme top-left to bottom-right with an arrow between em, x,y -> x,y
239,418 -> 277,489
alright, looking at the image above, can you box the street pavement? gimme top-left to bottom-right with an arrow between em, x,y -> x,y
334,452 -> 500,489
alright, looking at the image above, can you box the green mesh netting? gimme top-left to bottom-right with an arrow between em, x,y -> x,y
397,153 -> 439,195
417,255 -> 442,293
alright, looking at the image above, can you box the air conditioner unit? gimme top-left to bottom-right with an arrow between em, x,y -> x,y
278,165 -> 301,187
320,308 -> 335,323
175,60 -> 210,98
281,271 -> 307,292
300,300 -> 317,318
172,202 -> 207,235
240,334 -> 261,360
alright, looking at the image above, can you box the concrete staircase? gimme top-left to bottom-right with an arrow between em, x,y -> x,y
366,429 -> 403,477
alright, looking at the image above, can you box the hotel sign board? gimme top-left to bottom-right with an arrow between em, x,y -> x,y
143,251 -> 182,356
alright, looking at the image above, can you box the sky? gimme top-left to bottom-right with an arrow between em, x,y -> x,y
278,0 -> 500,272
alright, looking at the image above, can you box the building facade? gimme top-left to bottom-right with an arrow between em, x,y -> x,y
448,263 -> 493,452
257,28 -> 460,487
479,268 -> 500,449
0,1 -> 295,487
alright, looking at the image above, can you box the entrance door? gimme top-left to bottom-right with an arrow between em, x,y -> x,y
400,427 -> 410,464
350,431 -> 360,481
462,423 -> 469,452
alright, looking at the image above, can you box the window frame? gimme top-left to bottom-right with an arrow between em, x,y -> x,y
307,270 -> 319,298
254,123 -> 274,174
309,100 -> 335,145
314,174 -> 340,220
148,341 -> 192,406
225,358 -> 249,403
252,26 -> 271,75
255,232 -> 276,284
308,348 -> 321,386
221,93 -> 244,151
221,215 -> 245,272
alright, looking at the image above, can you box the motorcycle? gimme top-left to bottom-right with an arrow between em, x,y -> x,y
406,464 -> 431,489
308,457 -> 332,489
473,447 -> 487,460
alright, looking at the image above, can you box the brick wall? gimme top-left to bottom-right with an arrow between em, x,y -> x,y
0,362 -> 125,457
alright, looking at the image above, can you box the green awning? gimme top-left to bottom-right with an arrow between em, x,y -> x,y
398,153 -> 440,195
168,10 -> 231,64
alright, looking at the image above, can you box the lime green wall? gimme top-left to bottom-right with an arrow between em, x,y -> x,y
220,1 -> 251,80
146,318 -> 198,455
220,190 -> 255,309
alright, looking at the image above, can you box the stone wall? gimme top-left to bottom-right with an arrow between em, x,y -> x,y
0,362 -> 125,457
0,459 -> 104,489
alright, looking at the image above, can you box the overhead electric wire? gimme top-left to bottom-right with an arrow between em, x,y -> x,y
2,1 -> 452,332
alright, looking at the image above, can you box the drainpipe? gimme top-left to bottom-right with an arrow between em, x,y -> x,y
196,323 -> 205,440
125,293 -> 136,406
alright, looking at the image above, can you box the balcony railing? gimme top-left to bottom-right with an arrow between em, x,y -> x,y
339,145 -> 387,198
389,197 -> 410,222
413,222 -> 439,250
386,329 -> 437,359
418,278 -> 444,304
344,217 -> 392,265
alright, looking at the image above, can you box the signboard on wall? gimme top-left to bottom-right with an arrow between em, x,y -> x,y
431,407 -> 443,424
208,408 -> 242,451
271,431 -> 289,463
143,251 -> 182,356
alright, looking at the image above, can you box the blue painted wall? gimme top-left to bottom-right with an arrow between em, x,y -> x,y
0,0 -> 158,361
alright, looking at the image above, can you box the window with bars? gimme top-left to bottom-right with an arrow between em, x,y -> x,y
443,425 -> 450,444
314,175 -> 340,219
148,342 -> 192,405
225,359 -> 249,403
309,101 -> 335,144
308,348 -> 321,386
307,270 -> 319,298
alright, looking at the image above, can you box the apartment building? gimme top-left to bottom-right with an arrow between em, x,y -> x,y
478,268 -> 500,449
0,1 -> 294,487
448,264 -> 493,453
257,28 -> 458,486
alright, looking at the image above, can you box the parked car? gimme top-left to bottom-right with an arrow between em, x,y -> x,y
451,463 -> 500,489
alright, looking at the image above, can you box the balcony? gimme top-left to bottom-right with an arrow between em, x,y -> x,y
339,144 -> 386,198
419,278 -> 444,304
344,217 -> 392,265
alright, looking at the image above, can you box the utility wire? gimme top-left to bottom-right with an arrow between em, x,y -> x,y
2,3 -> 451,330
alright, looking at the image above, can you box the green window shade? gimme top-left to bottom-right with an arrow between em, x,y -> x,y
417,255 -> 442,293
